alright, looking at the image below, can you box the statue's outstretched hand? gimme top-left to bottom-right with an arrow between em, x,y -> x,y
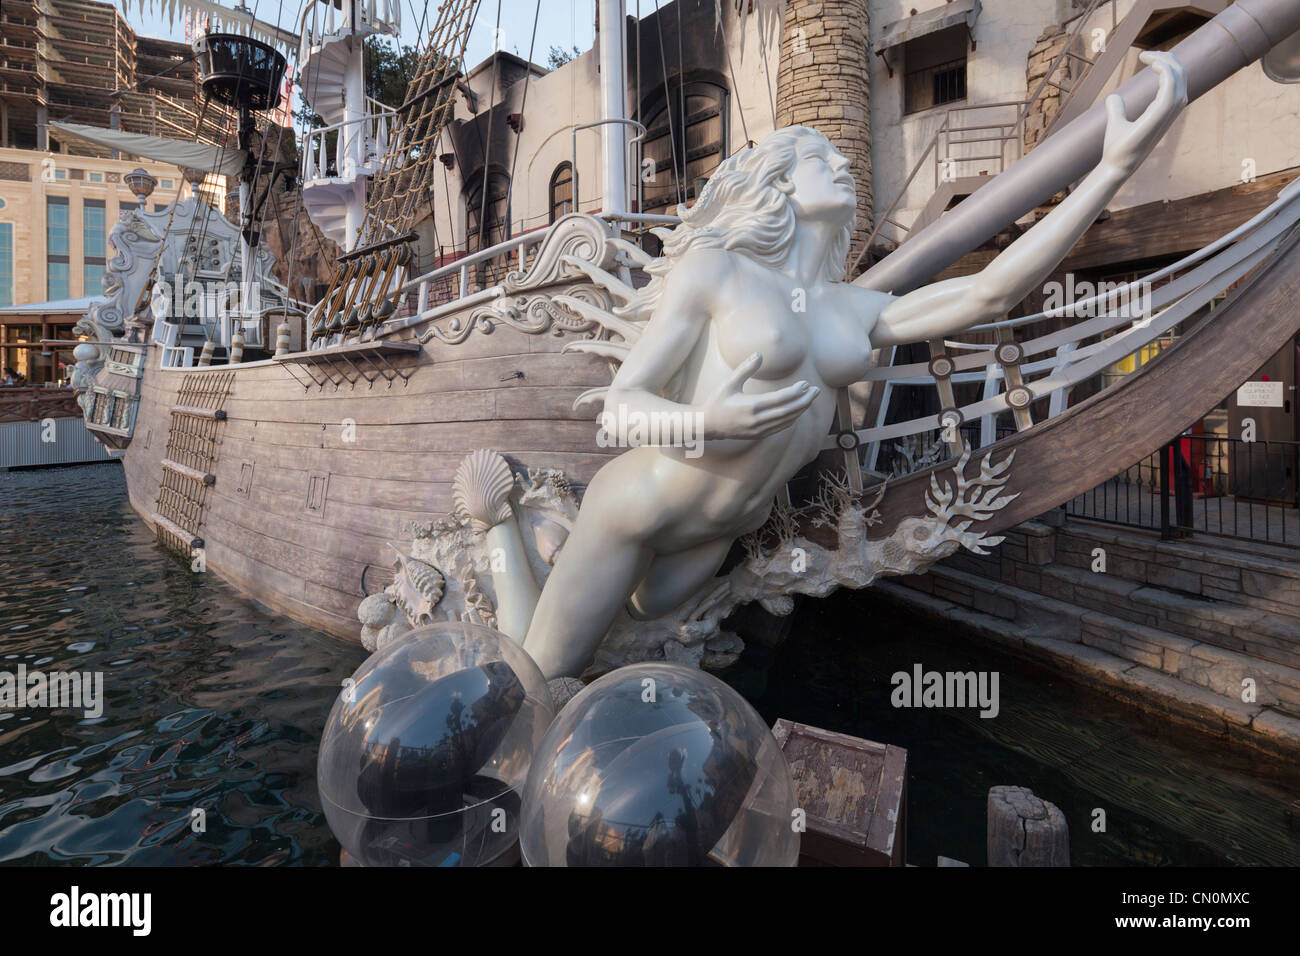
1101,51 -> 1189,176
701,353 -> 820,440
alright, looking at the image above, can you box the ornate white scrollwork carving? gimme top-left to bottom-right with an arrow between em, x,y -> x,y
419,283 -> 612,345
500,213 -> 620,293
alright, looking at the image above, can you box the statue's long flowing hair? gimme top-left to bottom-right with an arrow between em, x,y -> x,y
620,126 -> 855,320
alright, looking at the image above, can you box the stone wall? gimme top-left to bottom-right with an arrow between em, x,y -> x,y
879,518 -> 1300,757
776,0 -> 873,267
1022,24 -> 1071,154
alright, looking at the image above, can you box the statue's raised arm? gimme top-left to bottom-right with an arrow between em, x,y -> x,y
865,51 -> 1189,348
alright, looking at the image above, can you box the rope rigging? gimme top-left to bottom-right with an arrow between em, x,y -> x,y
309,0 -> 485,344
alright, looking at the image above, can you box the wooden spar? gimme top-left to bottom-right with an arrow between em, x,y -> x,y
858,0 -> 1300,294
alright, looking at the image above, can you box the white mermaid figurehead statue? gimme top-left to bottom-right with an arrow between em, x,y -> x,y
505,52 -> 1189,678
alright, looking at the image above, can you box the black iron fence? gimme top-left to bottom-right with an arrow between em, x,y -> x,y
1064,434 -> 1300,546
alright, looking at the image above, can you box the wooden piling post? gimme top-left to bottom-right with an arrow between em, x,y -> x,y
987,785 -> 1070,867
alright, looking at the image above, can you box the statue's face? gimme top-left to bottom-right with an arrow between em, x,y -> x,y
786,142 -> 855,223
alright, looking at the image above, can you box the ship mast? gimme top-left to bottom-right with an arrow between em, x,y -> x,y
598,0 -> 628,215
339,2 -> 368,249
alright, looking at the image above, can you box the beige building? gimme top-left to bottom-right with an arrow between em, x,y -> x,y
0,147 -> 214,304
0,148 -> 225,383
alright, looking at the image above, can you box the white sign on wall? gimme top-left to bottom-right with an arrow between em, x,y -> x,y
1237,381 -> 1285,408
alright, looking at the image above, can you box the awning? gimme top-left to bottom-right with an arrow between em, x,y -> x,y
47,122 -> 247,179
874,0 -> 981,55
0,296 -> 107,317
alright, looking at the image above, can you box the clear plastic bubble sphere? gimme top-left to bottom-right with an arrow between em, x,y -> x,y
519,662 -> 800,866
317,622 -> 554,866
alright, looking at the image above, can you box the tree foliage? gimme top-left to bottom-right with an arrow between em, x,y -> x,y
296,38 -> 422,129
546,45 -> 581,70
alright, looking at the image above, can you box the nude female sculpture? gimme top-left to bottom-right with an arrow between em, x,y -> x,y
521,51 -> 1189,679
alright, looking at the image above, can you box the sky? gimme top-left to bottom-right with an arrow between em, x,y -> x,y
126,1 -> 600,71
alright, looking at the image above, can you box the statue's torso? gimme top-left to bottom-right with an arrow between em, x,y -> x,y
634,253 -> 888,537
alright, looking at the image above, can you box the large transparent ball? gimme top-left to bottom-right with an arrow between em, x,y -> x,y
317,622 -> 554,866
519,662 -> 800,866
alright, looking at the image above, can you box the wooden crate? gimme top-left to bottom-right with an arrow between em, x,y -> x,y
772,719 -> 908,867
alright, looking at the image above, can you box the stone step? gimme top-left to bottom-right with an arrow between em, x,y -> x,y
875,578 -> 1300,758
938,526 -> 1300,671
1055,520 -> 1300,623
922,564 -> 1300,717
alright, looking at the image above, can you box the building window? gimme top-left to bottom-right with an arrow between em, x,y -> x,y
640,80 -> 728,212
84,199 -> 107,296
465,171 -> 511,254
903,26 -> 968,115
0,223 -> 13,307
85,263 -> 107,294
87,171 -> 104,184
160,179 -> 174,189
47,197 -> 70,300
549,163 -> 573,222
48,262 -> 70,300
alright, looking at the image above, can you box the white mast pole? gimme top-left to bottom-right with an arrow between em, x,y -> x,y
598,0 -> 628,215
341,0 -> 367,250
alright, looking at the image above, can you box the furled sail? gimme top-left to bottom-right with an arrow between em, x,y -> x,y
47,122 -> 247,178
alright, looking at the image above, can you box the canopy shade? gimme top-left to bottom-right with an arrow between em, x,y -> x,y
47,123 -> 247,178
874,0 -> 981,55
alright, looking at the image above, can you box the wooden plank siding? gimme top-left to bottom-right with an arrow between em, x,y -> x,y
120,319 -> 618,641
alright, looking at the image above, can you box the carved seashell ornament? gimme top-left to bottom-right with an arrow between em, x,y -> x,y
453,449 -> 516,533
534,519 -> 569,566
385,546 -> 446,626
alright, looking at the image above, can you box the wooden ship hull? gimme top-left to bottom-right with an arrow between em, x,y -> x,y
68,0 -> 1300,660
116,302 -> 617,640
97,202 -> 1300,647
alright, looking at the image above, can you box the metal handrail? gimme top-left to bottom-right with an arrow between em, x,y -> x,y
571,118 -> 650,217
377,211 -> 683,332
844,182 -> 1300,459
301,106 -> 396,180
299,0 -> 401,61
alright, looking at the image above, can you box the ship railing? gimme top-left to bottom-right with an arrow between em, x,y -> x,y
840,179 -> 1300,489
301,99 -> 397,182
299,0 -> 401,60
384,212 -> 681,333
153,319 -> 194,370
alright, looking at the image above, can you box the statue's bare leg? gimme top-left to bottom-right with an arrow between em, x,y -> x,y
523,519 -> 654,679
627,537 -> 734,620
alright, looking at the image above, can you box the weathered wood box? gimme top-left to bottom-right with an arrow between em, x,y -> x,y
772,719 -> 908,867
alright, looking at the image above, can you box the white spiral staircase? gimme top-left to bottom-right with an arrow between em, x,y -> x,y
297,0 -> 402,250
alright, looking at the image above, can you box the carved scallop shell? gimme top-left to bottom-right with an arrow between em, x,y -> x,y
453,449 -> 516,533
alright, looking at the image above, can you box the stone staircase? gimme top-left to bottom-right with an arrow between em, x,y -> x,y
877,517 -> 1300,756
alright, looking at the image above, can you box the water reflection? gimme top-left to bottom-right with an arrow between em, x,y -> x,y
0,464 -> 364,865
4,464 -> 1297,867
